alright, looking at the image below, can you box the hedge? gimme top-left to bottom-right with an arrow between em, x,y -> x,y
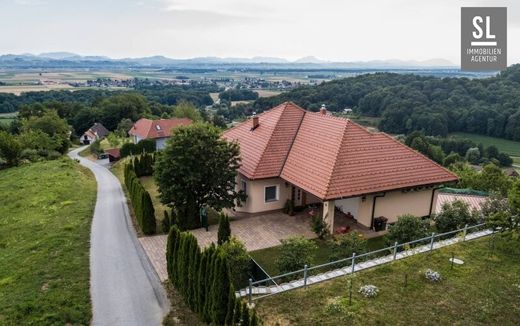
166,227 -> 261,325
123,158 -> 156,235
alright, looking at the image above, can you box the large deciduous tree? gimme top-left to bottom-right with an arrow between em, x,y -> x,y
154,123 -> 245,230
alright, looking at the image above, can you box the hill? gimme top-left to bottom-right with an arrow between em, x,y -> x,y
245,64 -> 520,141
0,159 -> 96,325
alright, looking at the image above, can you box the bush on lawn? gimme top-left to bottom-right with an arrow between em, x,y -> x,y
329,231 -> 367,263
386,214 -> 430,245
434,199 -> 480,233
276,236 -> 317,275
220,237 -> 251,288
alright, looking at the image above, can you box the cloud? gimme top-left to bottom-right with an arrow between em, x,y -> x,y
159,0 -> 271,18
14,0 -> 47,5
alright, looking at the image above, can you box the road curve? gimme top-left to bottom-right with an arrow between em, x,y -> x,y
69,147 -> 169,326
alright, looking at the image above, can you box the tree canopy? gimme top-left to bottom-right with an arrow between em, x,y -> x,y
154,123 -> 245,229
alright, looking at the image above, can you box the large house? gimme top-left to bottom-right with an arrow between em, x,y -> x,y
223,102 -> 458,232
128,118 -> 192,150
81,123 -> 109,145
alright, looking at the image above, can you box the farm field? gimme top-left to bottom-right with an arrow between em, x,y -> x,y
0,112 -> 17,125
449,132 -> 520,157
256,237 -> 520,325
0,159 -> 96,325
255,89 -> 282,97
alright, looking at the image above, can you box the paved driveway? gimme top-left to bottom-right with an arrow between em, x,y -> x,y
69,147 -> 169,326
139,212 -> 315,281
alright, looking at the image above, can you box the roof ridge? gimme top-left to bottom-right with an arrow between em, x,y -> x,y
249,102 -> 291,178
323,119 -> 351,199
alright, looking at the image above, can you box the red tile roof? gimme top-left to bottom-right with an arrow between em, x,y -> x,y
224,102 -> 458,200
104,148 -> 121,159
222,102 -> 305,179
129,118 -> 192,139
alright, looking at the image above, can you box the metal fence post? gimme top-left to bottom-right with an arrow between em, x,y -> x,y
351,252 -> 356,274
303,264 -> 308,289
393,241 -> 398,260
463,224 -> 468,241
430,232 -> 435,251
248,278 -> 253,305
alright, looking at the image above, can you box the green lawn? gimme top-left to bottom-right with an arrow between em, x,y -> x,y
0,158 -> 97,325
256,236 -> 520,325
449,132 -> 520,157
250,236 -> 387,276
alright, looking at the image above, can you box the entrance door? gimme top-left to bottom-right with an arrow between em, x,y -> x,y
292,186 -> 303,206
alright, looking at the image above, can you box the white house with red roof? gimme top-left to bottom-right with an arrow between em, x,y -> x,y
128,118 -> 192,150
223,102 -> 458,232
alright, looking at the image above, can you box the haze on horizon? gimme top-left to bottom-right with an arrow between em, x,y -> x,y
1,0 -> 520,65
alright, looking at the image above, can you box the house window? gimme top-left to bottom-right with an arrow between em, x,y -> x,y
241,180 -> 247,195
264,185 -> 278,202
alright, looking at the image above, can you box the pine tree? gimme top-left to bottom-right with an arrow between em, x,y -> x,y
241,302 -> 250,326
218,213 -> 231,245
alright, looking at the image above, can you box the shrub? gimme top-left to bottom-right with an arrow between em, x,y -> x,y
283,199 -> 294,215
217,213 -> 231,245
20,148 -> 40,162
329,231 -> 367,262
220,237 -> 251,288
241,302 -> 250,326
141,190 -> 156,235
386,214 -> 430,245
359,284 -> 379,298
137,138 -> 156,153
311,212 -> 329,239
276,237 -> 317,275
424,269 -> 442,282
162,210 -> 171,233
120,142 -> 138,158
434,200 -> 480,233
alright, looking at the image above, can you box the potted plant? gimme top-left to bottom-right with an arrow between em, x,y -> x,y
373,216 -> 388,231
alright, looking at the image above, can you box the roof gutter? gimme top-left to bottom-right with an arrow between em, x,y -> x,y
370,192 -> 386,229
428,186 -> 442,217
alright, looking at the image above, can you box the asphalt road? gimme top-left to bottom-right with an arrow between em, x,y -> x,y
69,147 -> 169,326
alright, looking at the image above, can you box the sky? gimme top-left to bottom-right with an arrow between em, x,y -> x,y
1,0 -> 519,64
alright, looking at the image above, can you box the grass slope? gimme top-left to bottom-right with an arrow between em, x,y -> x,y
256,237 -> 520,325
449,132 -> 520,157
0,159 -> 96,325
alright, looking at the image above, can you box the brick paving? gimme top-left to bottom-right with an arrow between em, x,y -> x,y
139,211 -> 316,281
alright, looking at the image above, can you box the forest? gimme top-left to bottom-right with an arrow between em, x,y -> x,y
226,64 -> 520,141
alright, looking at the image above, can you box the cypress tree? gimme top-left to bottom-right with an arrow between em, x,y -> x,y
203,245 -> 217,323
196,250 -> 207,315
162,210 -> 171,233
218,213 -> 231,245
171,227 -> 181,287
210,253 -> 231,325
250,308 -> 259,326
166,226 -> 180,281
190,243 -> 201,310
141,190 -> 156,235
176,234 -> 187,292
241,302 -> 250,326
225,286 -> 236,326
233,298 -> 241,325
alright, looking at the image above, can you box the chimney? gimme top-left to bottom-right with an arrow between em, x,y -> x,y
320,104 -> 327,115
252,113 -> 259,130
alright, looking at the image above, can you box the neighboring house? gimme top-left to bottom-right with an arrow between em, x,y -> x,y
81,123 -> 109,145
223,102 -> 459,232
128,118 -> 192,150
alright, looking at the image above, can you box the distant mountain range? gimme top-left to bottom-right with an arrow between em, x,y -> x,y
0,52 -> 456,69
